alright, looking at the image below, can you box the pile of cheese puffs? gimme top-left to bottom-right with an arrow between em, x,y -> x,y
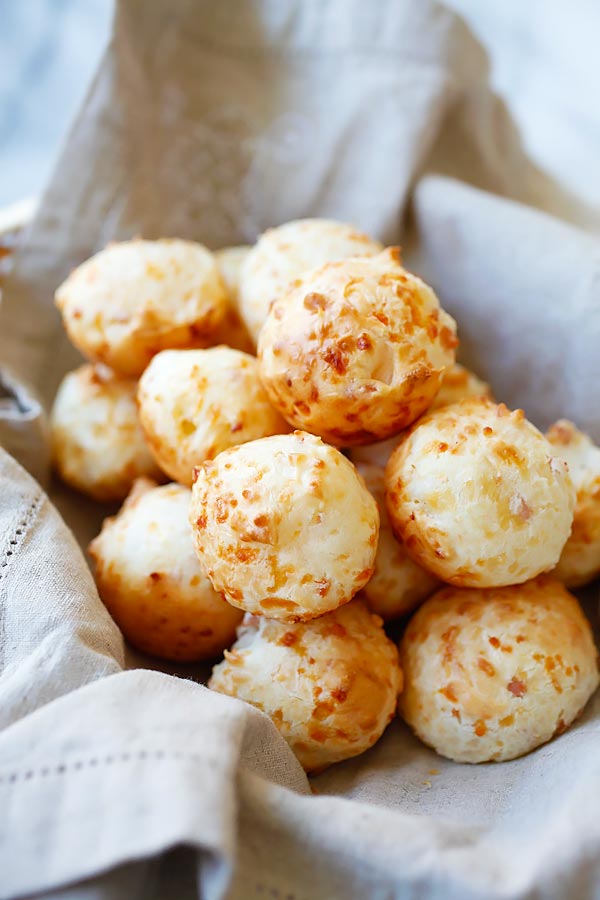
51,219 -> 600,772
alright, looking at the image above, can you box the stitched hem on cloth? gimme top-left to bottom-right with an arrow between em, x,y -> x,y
0,492 -> 44,670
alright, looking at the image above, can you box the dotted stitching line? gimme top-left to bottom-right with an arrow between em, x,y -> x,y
0,745 -> 304,900
0,493 -> 44,671
0,749 -> 219,785
0,500 -> 304,899
0,493 -> 43,577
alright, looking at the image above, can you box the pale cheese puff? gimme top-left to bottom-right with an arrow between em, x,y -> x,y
209,598 -> 402,772
258,248 -> 458,446
51,363 -> 162,502
546,420 -> 600,588
189,431 -> 379,622
89,479 -> 242,661
55,239 -> 228,377
385,398 -> 575,587
356,463 -> 438,620
215,245 -> 251,301
350,363 -> 491,468
212,246 -> 254,353
239,218 -> 383,342
138,347 -> 289,487
399,578 -> 599,763
430,362 -> 492,411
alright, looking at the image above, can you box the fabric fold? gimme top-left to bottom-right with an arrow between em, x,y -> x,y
0,447 -> 124,730
0,668 -> 309,900
0,0 -> 599,898
0,0 -> 487,481
410,176 -> 600,441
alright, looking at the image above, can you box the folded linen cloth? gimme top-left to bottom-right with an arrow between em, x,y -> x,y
0,1 -> 599,898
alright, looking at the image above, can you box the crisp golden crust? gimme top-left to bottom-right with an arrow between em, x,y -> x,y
357,463 -> 438,620
385,398 -> 575,587
51,364 -> 162,501
137,347 -> 289,487
209,599 -> 402,772
258,249 -> 458,446
212,246 -> 254,353
55,239 -> 228,377
239,218 -> 383,342
89,479 -> 242,661
350,363 -> 491,468
546,420 -> 600,588
189,431 -> 379,621
399,578 -> 599,763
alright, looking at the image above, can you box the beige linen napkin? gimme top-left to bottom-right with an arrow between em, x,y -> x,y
0,1 -> 599,899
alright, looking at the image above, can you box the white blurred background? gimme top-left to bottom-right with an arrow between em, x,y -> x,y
1,0 -> 598,230
0,0 -> 111,208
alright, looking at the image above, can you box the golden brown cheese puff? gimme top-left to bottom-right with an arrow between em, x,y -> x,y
209,599 -> 402,772
55,239 -> 228,377
350,363 -> 492,469
399,578 -> 599,763
546,420 -> 600,588
386,398 -> 575,587
51,363 -> 162,502
258,249 -> 458,446
189,431 -> 379,622
138,347 -> 289,487
356,463 -> 438,620
89,479 -> 242,661
239,218 -> 383,343
211,246 -> 255,353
